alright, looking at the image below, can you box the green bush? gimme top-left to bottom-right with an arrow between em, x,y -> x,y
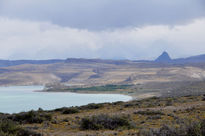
201,119 -> 205,136
0,118 -> 41,136
138,119 -> 205,136
147,115 -> 162,120
80,114 -> 132,130
165,99 -> 173,106
9,110 -> 52,124
134,110 -> 165,116
0,118 -> 20,135
54,103 -> 104,114
62,107 -> 79,114
81,103 -> 104,110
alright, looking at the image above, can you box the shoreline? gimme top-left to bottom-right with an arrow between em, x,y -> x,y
0,84 -> 160,100
39,89 -> 135,101
1,93 -> 204,135
40,89 -> 160,100
0,86 -> 133,114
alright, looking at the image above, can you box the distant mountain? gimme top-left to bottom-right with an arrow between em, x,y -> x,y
1,51 -> 205,68
154,52 -> 205,63
0,59 -> 64,67
65,58 -> 131,65
155,51 -> 172,62
0,58 -> 132,67
173,54 -> 205,63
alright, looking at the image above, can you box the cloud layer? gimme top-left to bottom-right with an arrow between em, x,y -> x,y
0,17 -> 205,60
0,0 -> 204,30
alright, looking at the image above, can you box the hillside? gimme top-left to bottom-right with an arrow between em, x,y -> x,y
2,52 -> 205,87
0,94 -> 204,136
0,63 -> 205,86
1,60 -> 205,87
173,54 -> 205,63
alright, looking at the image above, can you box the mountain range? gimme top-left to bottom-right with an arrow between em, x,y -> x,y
155,51 -> 205,63
0,52 -> 205,67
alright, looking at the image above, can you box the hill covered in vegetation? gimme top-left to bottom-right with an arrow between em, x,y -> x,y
0,94 -> 205,136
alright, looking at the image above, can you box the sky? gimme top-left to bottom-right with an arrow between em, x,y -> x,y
0,0 -> 205,60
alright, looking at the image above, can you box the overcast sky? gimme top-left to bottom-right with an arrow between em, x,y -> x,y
0,0 -> 205,60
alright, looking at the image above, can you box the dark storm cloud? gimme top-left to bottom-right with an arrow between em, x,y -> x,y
0,0 -> 204,30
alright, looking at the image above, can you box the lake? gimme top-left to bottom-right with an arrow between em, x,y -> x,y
0,86 -> 132,114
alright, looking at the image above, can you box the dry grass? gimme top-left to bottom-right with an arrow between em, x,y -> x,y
4,94 -> 203,136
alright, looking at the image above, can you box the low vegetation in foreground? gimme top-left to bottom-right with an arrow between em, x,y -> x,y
0,117 -> 41,136
0,94 -> 205,136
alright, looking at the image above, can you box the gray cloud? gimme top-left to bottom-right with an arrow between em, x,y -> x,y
0,0 -> 205,60
0,17 -> 205,60
0,0 -> 204,30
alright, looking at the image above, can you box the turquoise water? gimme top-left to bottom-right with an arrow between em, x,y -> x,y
0,86 -> 131,114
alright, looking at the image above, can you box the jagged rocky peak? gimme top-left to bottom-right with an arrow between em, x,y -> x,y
155,51 -> 172,62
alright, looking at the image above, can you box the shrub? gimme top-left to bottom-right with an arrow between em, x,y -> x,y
154,125 -> 179,136
80,114 -> 132,130
9,110 -> 52,124
17,129 -> 42,136
138,119 -> 205,136
134,110 -> 165,116
0,118 -> 41,136
202,95 -> 205,101
113,101 -> 123,106
147,115 -> 162,120
54,107 -> 67,112
54,107 -> 79,114
124,102 -> 139,108
186,121 -> 202,136
62,107 -> 79,114
165,99 -> 173,106
54,103 -> 104,113
81,103 -> 104,110
0,118 -> 20,135
201,119 -> 205,136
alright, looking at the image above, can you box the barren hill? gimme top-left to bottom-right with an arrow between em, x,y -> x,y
1,52 -> 205,87
1,60 -> 205,87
